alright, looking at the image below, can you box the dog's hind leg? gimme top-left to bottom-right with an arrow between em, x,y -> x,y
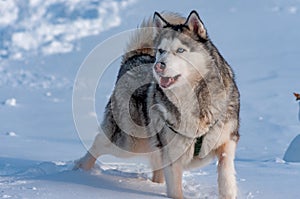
73,133 -> 106,170
216,139 -> 238,199
152,169 -> 164,183
150,152 -> 165,183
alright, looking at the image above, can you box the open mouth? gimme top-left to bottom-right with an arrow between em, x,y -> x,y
159,74 -> 181,88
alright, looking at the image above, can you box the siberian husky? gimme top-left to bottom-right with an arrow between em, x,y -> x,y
75,10 -> 240,199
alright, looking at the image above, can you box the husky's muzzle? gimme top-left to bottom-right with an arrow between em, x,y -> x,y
154,62 -> 181,88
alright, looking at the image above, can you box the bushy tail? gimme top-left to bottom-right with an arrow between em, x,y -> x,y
122,12 -> 186,63
122,17 -> 156,63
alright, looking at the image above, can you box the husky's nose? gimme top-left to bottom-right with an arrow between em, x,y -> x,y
155,62 -> 166,73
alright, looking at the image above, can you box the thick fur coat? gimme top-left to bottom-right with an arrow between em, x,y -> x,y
75,10 -> 240,199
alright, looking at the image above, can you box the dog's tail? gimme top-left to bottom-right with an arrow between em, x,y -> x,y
122,12 -> 185,63
122,17 -> 156,63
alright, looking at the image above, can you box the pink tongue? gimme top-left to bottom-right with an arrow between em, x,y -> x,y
160,77 -> 173,88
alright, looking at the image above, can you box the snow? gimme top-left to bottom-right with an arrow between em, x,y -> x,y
6,132 -> 17,137
0,0 -> 136,60
3,98 -> 17,107
1,0 -> 300,199
0,1 -> 19,26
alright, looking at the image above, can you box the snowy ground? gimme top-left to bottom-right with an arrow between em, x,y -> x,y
1,0 -> 300,198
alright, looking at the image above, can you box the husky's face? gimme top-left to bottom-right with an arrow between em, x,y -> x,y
153,11 -> 210,89
153,36 -> 209,89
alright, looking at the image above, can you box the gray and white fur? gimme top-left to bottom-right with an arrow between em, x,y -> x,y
75,10 -> 240,199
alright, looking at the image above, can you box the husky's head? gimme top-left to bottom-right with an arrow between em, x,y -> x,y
153,11 -> 210,89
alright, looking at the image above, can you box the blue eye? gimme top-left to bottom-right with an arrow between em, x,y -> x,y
176,48 -> 186,53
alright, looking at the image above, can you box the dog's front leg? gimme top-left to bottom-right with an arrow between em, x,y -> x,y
216,139 -> 238,199
164,160 -> 183,199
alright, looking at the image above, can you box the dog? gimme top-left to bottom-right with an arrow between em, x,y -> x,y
74,10 -> 240,199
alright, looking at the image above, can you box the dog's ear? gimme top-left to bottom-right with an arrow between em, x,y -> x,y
185,10 -> 207,39
153,12 -> 168,28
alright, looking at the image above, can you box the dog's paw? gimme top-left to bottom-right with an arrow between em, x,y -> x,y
73,153 -> 96,171
72,158 -> 83,170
